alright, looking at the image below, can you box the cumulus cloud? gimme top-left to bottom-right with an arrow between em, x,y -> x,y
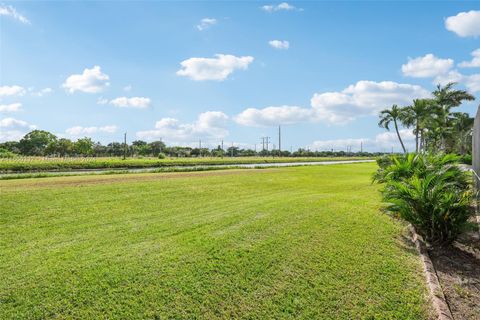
262,2 -> 300,12
269,40 -> 289,50
401,54 -> 454,78
108,97 -> 151,108
196,18 -> 217,31
176,54 -> 254,81
136,111 -> 229,142
0,117 -> 36,142
65,125 -> 117,136
311,81 -> 430,124
0,103 -> 22,113
0,5 -> 30,24
62,66 -> 110,93
235,106 -> 312,127
235,81 -> 430,127
459,48 -> 480,68
445,10 -> 480,37
32,88 -> 53,97
308,129 -> 416,152
0,85 -> 25,97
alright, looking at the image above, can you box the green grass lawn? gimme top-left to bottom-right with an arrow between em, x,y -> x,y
0,163 -> 429,319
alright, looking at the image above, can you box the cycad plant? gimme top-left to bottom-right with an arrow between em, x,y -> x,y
374,153 -> 473,245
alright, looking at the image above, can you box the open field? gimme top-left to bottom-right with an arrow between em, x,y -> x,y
0,163 -> 429,319
0,156 -> 373,173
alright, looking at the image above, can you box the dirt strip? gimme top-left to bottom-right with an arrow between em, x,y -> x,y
409,226 -> 454,320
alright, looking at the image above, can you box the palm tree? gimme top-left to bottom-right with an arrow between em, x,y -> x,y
449,112 -> 474,154
432,83 -> 475,151
401,99 -> 433,153
378,105 -> 407,153
433,82 -> 475,111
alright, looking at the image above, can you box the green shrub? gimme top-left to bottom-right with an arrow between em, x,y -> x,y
158,153 -> 166,159
0,148 -> 17,158
460,154 -> 472,165
374,153 -> 473,245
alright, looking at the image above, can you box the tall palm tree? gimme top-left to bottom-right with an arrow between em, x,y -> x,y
433,82 -> 475,111
402,99 -> 433,153
432,83 -> 475,151
378,105 -> 407,153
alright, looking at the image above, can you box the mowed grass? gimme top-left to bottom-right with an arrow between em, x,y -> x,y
0,163 -> 429,319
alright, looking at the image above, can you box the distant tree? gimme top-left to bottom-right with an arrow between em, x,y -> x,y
107,142 -> 124,156
19,130 -> 57,156
45,138 -> 74,156
148,141 -> 166,156
74,137 -> 94,156
0,141 -> 20,154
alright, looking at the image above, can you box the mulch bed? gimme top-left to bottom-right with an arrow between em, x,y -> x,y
428,226 -> 480,320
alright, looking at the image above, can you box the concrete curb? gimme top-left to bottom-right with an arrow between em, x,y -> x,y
409,226 -> 454,320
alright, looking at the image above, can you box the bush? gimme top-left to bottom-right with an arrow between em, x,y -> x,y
0,148 -> 17,158
374,153 -> 473,245
158,152 -> 166,159
460,154 -> 472,165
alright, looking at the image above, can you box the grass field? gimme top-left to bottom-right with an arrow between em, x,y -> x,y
0,156 -> 372,172
0,163 -> 429,319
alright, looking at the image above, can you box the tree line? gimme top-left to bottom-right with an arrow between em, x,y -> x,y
0,130 -> 384,158
378,82 -> 476,155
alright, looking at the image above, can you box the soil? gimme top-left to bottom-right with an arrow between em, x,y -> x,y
428,224 -> 480,320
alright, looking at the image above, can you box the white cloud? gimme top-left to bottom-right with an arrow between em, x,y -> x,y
459,48 -> 480,68
235,106 -> 312,127
445,10 -> 480,37
0,85 -> 25,97
0,5 -> 30,24
262,2 -> 300,12
32,87 -> 53,97
0,117 -> 36,142
65,125 -> 117,136
136,111 -> 229,142
311,81 -> 430,124
108,97 -> 151,109
401,54 -> 454,78
176,54 -> 254,81
196,18 -> 217,31
308,129 -> 416,152
433,70 -> 480,93
269,40 -> 289,50
62,66 -> 110,93
235,81 -> 430,127
0,103 -> 22,113
465,74 -> 480,93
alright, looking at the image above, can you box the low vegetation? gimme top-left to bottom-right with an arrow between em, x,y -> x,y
0,156 -> 372,173
374,153 -> 474,245
0,164 -> 429,319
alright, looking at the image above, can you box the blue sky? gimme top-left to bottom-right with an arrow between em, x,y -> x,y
1,1 -> 480,152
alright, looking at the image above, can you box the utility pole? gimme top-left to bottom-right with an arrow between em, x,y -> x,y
231,142 -> 234,157
199,139 -> 202,157
221,140 -> 224,158
123,132 -> 127,160
278,125 -> 281,157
